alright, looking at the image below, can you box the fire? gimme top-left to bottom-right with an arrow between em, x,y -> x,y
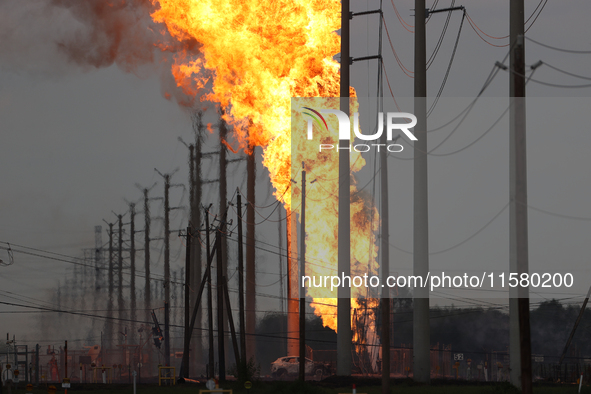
149,0 -> 380,342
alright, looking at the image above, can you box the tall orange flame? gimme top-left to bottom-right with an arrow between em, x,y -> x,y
150,0 -> 379,347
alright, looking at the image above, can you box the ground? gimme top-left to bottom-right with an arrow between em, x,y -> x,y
9,380 -> 591,394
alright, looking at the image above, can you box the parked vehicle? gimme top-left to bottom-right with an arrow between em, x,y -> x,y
270,356 -> 332,379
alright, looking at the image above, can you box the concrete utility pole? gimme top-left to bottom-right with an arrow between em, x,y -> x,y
509,1 -> 532,392
246,142 -> 256,362
337,0 -> 352,377
413,0 -> 430,384
129,203 -> 137,341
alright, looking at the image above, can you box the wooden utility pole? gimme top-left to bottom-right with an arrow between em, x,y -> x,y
216,223 -> 226,381
143,188 -> 152,328
380,119 -> 391,392
164,174 -> 171,367
219,109 -> 230,363
117,214 -> 125,347
154,169 -> 183,367
106,222 -> 114,350
299,163 -> 307,382
237,191 -> 247,378
413,0 -> 430,384
246,143 -> 256,361
559,285 -> 591,365
129,203 -> 136,340
287,210 -> 299,357
509,2 -> 532,392
337,0 -> 352,377
181,223 -> 218,379
222,276 -> 240,370
182,226 -> 192,379
190,137 -> 203,369
205,207 -> 215,378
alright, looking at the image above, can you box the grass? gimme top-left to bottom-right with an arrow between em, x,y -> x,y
12,380 -> 591,394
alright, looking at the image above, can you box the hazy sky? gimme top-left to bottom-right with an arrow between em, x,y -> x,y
1,0 -> 591,342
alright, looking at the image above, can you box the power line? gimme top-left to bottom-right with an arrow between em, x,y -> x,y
541,62 -> 591,81
504,67 -> 591,89
525,36 -> 591,54
389,0 -> 413,32
427,10 -> 465,117
381,16 -> 413,77
426,0 -> 455,70
389,202 -> 509,255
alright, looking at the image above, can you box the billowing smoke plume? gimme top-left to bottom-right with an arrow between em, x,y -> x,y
0,0 -> 202,106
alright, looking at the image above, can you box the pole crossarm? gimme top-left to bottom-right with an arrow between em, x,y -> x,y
351,9 -> 382,18
427,5 -> 464,16
351,54 -> 382,64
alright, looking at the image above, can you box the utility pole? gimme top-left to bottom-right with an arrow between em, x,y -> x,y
129,203 -> 137,341
278,207 -> 284,314
246,141 -> 256,362
216,216 -> 226,381
559,285 -> 591,365
164,175 -> 171,367
94,226 -> 103,292
137,182 -> 161,375
182,226 -> 191,379
219,109 -> 230,364
93,226 -> 103,337
413,0 -> 430,384
298,163 -> 306,382
182,114 -> 206,372
205,207 -> 215,378
117,213 -> 125,347
287,209 -> 299,357
380,122 -> 391,392
337,0 -> 352,377
105,221 -> 114,351
509,1 -> 532,392
237,190 -> 247,378
154,169 -> 183,367
192,122 -> 204,371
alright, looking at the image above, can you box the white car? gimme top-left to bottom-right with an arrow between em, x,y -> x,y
270,356 -> 331,379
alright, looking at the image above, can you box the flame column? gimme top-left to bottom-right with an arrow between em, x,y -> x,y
337,0 -> 352,377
